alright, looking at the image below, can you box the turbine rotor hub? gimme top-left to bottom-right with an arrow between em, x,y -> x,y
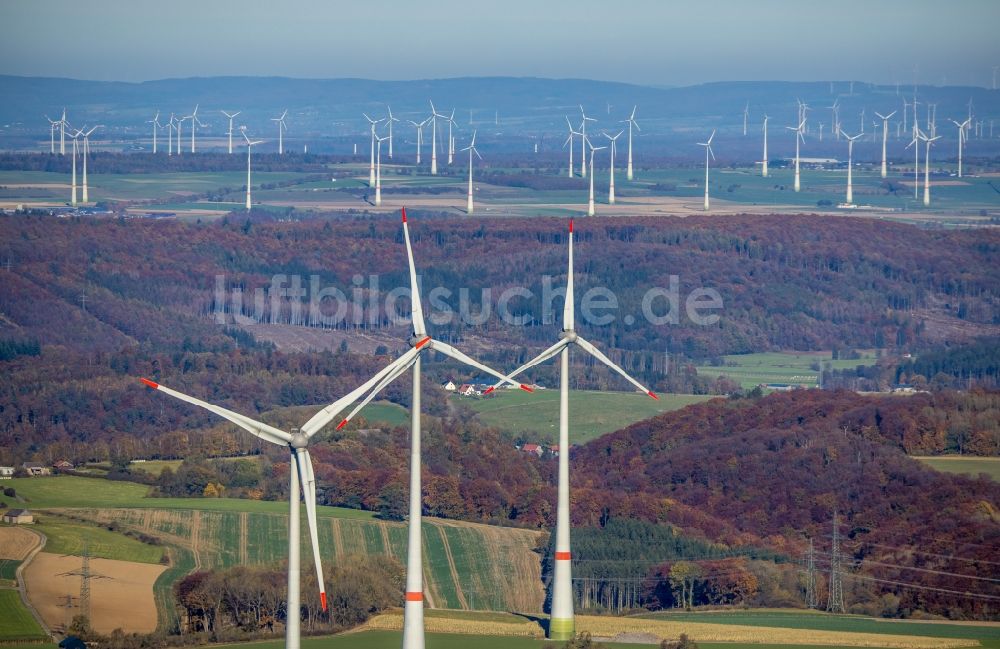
289,430 -> 308,449
559,330 -> 577,342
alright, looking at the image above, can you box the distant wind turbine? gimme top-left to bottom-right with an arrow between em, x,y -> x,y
579,105 -> 596,178
603,130 -> 623,204
743,102 -> 750,136
786,119 -> 805,192
761,115 -> 769,178
446,109 -> 456,165
625,106 -> 639,181
374,133 -> 388,207
241,126 -> 263,210
363,113 -> 384,186
147,112 -> 162,154
81,125 -> 101,203
272,109 -> 288,155
918,131 -> 941,206
167,114 -> 177,156
840,129 -> 863,205
905,128 -> 922,200
68,128 -> 81,205
386,105 -> 399,159
429,100 -> 447,175
45,115 -> 58,154
875,111 -> 896,178
951,118 -> 971,178
698,130 -> 716,211
221,110 -> 241,154
564,117 -> 579,178
186,104 -> 205,154
461,130 -> 481,214
586,137 -> 606,216
408,118 -> 429,165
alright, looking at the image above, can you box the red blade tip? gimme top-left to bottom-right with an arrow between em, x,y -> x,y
401,207 -> 407,223
336,419 -> 348,430
520,384 -> 534,393
569,219 -> 574,233
483,386 -> 495,395
415,336 -> 432,349
140,378 -> 158,389
320,592 -> 327,611
647,390 -> 659,400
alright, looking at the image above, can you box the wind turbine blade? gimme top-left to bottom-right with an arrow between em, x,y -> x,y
485,338 -> 570,393
294,448 -> 327,611
338,350 -> 421,427
573,336 -> 658,399
139,378 -> 291,445
564,219 -> 575,330
431,340 -> 528,391
401,208 -> 426,336
300,347 -> 422,437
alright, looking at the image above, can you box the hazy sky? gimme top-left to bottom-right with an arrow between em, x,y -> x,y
2,0 -> 998,86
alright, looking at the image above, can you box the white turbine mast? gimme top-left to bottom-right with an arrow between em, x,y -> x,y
625,105 -> 639,181
602,130 -> 623,205
905,127 -> 923,200
147,111 -> 162,154
447,108 -> 457,164
167,114 -> 177,156
483,219 -> 658,642
461,130 -> 481,214
241,126 -> 264,210
329,208 -> 527,649
761,115 -> 769,178
408,117 -> 430,165
272,109 -> 288,155
59,108 -> 68,155
743,102 -> 750,136
386,105 -> 399,159
45,115 -> 58,154
585,137 -> 606,216
429,100 -> 447,175
951,118 -> 971,178
374,132 -> 389,207
698,130 -> 716,211
579,105 -> 596,178
564,116 -> 580,179
81,125 -> 101,203
221,110 -> 241,155
186,104 -> 205,154
363,113 -> 384,186
918,130 -> 941,206
875,111 -> 896,178
68,127 -> 81,205
840,128 -> 863,205
786,118 -> 806,192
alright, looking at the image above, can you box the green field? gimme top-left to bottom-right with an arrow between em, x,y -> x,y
696,351 -> 879,390
635,609 -> 1000,643
0,589 -> 47,642
913,455 -> 1000,482
31,516 -> 166,564
0,559 -> 20,582
461,389 -> 713,442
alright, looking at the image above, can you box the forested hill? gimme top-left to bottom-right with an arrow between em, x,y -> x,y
1,213 -> 997,367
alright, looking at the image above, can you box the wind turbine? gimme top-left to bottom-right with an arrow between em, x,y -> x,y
81,125 -> 101,203
186,104 -> 205,154
386,106 -> 399,159
951,118 -> 971,177
147,112 -> 162,154
221,110 -> 241,154
761,115 -> 769,178
919,131 -> 941,206
625,106 -> 639,180
698,130 -> 716,211
176,115 -> 184,156
241,126 -> 263,210
45,116 -> 57,154
743,102 -> 750,136
363,113 -> 384,186
167,114 -> 176,156
564,117 -> 579,178
840,129 -> 863,205
875,111 -> 896,178
272,109 -> 288,155
483,218 -> 658,641
374,133 -> 388,207
579,105 -> 596,178
429,101 -> 447,175
408,117 -> 429,165
138,364 -> 417,649
461,130 -> 481,214
68,128 -> 81,205
329,208 -> 528,649
585,138 -> 606,216
905,128 -> 922,200
447,109 -> 456,165
829,101 -> 840,141
59,108 -> 67,155
786,118 -> 805,192
603,130 -> 622,204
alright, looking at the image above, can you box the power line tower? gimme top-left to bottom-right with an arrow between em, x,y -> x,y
806,538 -> 818,609
826,511 -> 846,614
58,537 -> 110,622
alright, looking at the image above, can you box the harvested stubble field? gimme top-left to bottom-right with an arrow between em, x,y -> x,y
0,525 -> 40,561
23,552 -> 166,634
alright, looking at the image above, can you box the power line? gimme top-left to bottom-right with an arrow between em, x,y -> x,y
806,538 -> 818,609
856,542 -> 1000,566
811,549 -> 1000,584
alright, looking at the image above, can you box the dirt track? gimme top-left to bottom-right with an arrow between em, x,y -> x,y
23,552 -> 165,634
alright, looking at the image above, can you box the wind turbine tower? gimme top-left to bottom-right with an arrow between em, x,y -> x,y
761,115 -> 769,177
386,106 -> 399,159
920,131 -> 941,206
221,111 -> 241,154
743,102 -> 749,136
787,119 -> 805,192
484,219 -> 658,641
374,133 -> 388,207
148,112 -> 162,154
241,127 -> 263,210
272,110 -> 288,155
586,138 -> 606,216
187,104 -> 205,153
840,129 -> 863,205
68,128 -> 81,205
579,105 -> 596,178
430,100 -> 447,175
625,106 -> 639,180
81,125 -> 101,203
461,131 -> 481,214
875,111 -> 896,178
363,113 -> 383,186
698,130 -> 716,211
951,118 -> 970,177
603,130 -> 622,204
564,117 -> 579,178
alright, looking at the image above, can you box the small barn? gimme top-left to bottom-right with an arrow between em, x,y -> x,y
2,509 -> 34,524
